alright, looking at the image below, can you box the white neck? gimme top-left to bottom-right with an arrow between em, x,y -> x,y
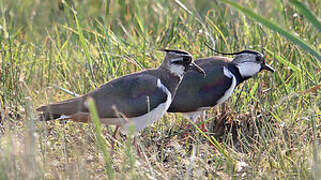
236,62 -> 261,78
168,64 -> 185,78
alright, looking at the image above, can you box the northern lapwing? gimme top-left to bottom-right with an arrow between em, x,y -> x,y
37,49 -> 205,135
167,49 -> 274,130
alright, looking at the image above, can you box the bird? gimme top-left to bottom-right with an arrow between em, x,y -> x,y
167,49 -> 275,129
37,49 -> 206,135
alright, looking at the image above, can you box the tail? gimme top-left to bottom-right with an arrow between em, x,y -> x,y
36,96 -> 86,121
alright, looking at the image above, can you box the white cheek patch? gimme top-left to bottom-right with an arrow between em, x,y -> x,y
237,62 -> 261,77
169,64 -> 185,78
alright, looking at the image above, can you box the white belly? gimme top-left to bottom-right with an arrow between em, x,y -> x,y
121,98 -> 171,134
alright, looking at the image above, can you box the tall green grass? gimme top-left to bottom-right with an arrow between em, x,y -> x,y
0,0 -> 320,179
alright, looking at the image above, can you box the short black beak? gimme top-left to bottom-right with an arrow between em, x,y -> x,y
189,62 -> 206,77
261,63 -> 275,72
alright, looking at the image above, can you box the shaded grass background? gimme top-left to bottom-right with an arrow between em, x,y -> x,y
0,0 -> 320,179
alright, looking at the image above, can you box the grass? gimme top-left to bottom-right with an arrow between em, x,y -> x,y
0,0 -> 320,179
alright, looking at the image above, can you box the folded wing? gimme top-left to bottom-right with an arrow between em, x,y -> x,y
37,72 -> 168,120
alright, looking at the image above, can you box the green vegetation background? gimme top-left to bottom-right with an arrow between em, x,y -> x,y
0,0 -> 320,179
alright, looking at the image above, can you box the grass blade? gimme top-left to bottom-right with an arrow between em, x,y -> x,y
72,8 -> 96,85
289,0 -> 321,32
88,98 -> 115,180
311,99 -> 320,179
220,0 -> 321,61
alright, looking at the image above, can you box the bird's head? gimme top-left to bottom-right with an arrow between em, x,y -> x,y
159,49 -> 206,78
231,50 -> 275,78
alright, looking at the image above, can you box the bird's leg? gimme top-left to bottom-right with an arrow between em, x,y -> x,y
182,111 -> 209,141
180,111 -> 200,141
110,125 -> 120,155
199,111 -> 208,132
182,119 -> 193,141
132,136 -> 144,158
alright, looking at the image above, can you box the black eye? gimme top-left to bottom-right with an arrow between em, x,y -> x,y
256,56 -> 261,62
183,56 -> 192,63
